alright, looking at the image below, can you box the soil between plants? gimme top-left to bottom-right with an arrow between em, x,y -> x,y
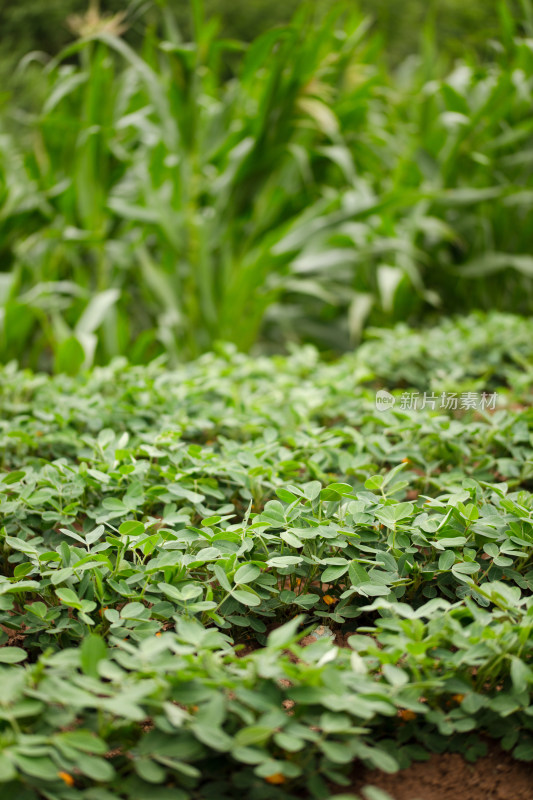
352,744 -> 533,800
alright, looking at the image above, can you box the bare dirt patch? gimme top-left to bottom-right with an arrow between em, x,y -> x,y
351,744 -> 533,800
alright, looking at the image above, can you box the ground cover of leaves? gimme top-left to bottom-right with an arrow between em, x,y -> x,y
0,311 -> 532,799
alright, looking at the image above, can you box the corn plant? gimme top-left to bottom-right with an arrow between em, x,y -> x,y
1,1 -> 533,370
1,2 -> 381,369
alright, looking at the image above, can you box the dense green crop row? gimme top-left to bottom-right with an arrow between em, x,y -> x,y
1,2 -> 533,369
0,0 -> 508,75
0,312 -> 532,798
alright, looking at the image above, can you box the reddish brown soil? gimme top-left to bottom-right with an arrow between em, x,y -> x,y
351,745 -> 533,800
0,622 -> 26,648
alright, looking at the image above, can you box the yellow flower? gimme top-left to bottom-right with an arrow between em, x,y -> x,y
58,772 -> 75,786
322,594 -> 338,606
398,709 -> 416,721
265,773 -> 286,784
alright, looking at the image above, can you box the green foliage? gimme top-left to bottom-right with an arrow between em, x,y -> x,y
0,0 -> 512,66
1,2 -> 533,369
0,313 -> 532,795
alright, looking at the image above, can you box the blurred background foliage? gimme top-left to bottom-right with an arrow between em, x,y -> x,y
0,0 -> 532,372
0,0 -> 511,71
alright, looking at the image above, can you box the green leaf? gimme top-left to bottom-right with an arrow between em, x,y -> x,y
514,741 -> 533,761
118,520 -> 145,536
376,502 -> 414,526
0,647 -> 28,664
121,602 -> 147,618
202,515 -> 222,527
234,726 -> 273,747
438,551 -> 455,571
5,536 -> 38,556
362,787 -> 396,800
382,664 -> 408,687
302,481 -> 321,500
232,746 -> 270,765
276,488 -> 299,504
325,483 -> 354,496
266,556 -> 302,567
57,731 -> 108,754
232,589 -> 261,607
281,530 -> 304,548
349,562 -> 370,585
167,485 -> 205,504
365,475 -> 384,492
101,498 -> 127,513
459,503 -> 479,521
320,739 -> 354,764
1,471 -> 26,486
451,561 -> 479,575
56,588 -> 82,609
234,564 -> 261,584
54,336 -> 85,376
273,731 -> 305,752
77,755 -> 116,781
267,616 -> 304,648
134,758 -> 166,784
81,634 -> 108,678
0,753 -> 16,782
363,747 -> 399,773
483,543 -> 499,558
213,564 -> 232,592
158,582 -> 186,602
321,564 -> 349,582
391,502 -> 414,521
76,289 -> 120,335
510,657 -> 532,694
192,724 -> 233,752
12,755 -> 58,780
